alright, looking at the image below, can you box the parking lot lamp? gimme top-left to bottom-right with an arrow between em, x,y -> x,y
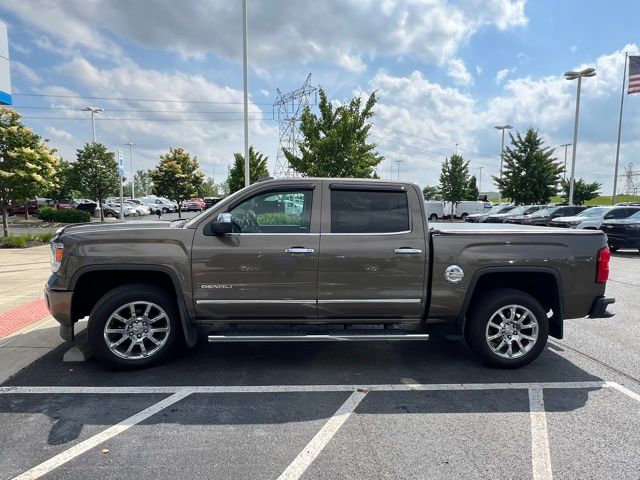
494,125 -> 512,202
82,107 -> 103,142
564,67 -> 596,205
124,142 -> 138,198
553,143 -> 572,180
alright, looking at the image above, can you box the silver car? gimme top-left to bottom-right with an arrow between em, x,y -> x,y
550,206 -> 640,229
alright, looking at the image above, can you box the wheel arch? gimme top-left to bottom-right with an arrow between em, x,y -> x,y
70,265 -> 198,347
458,267 -> 564,339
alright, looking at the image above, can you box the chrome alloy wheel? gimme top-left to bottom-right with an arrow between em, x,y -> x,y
485,304 -> 539,359
103,301 -> 171,360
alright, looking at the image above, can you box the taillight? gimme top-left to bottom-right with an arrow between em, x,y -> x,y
596,247 -> 610,283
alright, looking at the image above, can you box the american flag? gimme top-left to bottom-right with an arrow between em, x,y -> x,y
628,56 -> 640,94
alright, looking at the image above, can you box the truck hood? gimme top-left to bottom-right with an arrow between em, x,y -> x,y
57,220 -> 177,238
551,215 -> 590,223
601,218 -> 640,226
430,222 -> 603,235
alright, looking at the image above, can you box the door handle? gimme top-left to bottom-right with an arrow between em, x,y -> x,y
285,247 -> 315,254
394,248 -> 423,255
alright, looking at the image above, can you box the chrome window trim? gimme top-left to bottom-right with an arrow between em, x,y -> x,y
225,233 -> 320,237
321,230 -> 412,236
197,298 -> 422,305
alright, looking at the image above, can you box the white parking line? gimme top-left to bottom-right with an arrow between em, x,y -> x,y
0,380 -> 614,395
529,387 -> 553,480
11,389 -> 193,480
277,390 -> 368,480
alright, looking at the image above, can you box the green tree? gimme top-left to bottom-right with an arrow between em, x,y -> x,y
227,146 -> 269,194
0,108 -> 60,235
73,142 -> 119,221
494,128 -> 563,204
439,153 -> 470,216
560,178 -> 601,205
465,175 -> 479,200
422,185 -> 439,200
197,177 -> 220,198
150,147 -> 205,217
45,159 -> 79,201
134,169 -> 152,197
284,88 -> 383,177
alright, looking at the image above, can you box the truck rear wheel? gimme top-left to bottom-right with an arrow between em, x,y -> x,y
466,288 -> 548,368
88,284 -> 180,369
429,214 -> 438,221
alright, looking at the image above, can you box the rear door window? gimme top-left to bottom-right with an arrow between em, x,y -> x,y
331,189 -> 409,233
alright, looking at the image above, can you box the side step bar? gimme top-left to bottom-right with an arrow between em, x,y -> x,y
208,333 -> 429,343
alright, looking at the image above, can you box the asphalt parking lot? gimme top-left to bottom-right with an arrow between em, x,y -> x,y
1,252 -> 639,479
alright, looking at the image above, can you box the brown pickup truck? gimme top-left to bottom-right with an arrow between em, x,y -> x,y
45,178 -> 614,369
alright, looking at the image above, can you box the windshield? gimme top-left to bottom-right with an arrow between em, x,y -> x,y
529,207 -> 554,217
502,206 -> 526,215
484,205 -> 511,215
628,210 -> 640,220
577,207 -> 608,218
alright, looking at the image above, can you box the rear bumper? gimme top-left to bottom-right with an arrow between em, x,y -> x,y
588,296 -> 615,318
44,286 -> 75,341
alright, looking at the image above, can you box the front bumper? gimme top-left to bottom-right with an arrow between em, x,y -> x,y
588,296 -> 615,318
44,286 -> 75,341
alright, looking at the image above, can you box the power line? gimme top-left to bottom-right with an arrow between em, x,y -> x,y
20,116 -> 273,122
13,105 -> 266,114
372,124 -> 498,159
13,92 -> 274,105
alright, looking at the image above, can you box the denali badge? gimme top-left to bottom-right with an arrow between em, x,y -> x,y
444,265 -> 464,284
200,284 -> 233,289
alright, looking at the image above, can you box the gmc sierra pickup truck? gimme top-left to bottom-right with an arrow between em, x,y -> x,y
45,178 -> 614,369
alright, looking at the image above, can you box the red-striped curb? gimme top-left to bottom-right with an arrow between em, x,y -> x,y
0,299 -> 50,339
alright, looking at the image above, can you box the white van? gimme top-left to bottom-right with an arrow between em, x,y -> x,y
443,201 -> 488,219
424,201 -> 444,221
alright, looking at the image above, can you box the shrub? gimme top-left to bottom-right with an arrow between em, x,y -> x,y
0,231 -> 56,248
256,212 -> 300,226
2,235 -> 28,248
38,206 -> 57,222
38,207 -> 90,223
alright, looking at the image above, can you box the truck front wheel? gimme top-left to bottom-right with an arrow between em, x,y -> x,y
466,288 -> 548,368
88,284 -> 181,369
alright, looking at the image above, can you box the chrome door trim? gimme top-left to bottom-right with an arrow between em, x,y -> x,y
196,299 -> 316,305
322,230 -> 411,236
317,299 -> 422,304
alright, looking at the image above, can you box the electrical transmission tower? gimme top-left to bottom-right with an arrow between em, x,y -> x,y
622,163 -> 640,195
273,74 -> 316,177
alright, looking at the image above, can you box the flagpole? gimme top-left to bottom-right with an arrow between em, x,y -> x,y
612,52 -> 628,205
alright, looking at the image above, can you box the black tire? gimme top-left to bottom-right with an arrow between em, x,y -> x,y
610,246 -> 618,252
429,213 -> 438,221
460,213 -> 468,220
465,288 -> 549,369
162,207 -> 169,213
88,284 -> 182,369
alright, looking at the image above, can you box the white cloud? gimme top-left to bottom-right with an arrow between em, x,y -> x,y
495,68 -> 511,84
3,0 -> 528,70
45,126 -> 74,141
11,60 -> 41,84
447,58 -> 473,86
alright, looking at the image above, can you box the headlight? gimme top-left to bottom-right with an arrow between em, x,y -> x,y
51,242 -> 64,272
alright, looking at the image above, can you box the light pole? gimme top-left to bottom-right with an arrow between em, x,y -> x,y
564,67 -> 596,205
393,159 -> 404,180
477,166 -> 483,194
552,143 -> 572,180
82,107 -> 103,142
242,0 -> 250,188
124,142 -> 138,198
494,124 -> 512,202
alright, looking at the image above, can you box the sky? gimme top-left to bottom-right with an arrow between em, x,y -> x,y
1,0 -> 639,196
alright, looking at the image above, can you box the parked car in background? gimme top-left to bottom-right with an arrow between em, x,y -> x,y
105,202 -> 136,216
551,206 -> 640,229
102,204 -> 121,218
600,210 -> 640,252
204,197 -> 223,208
424,201 -> 444,221
124,201 -> 151,216
7,198 -> 53,216
443,200 -> 489,219
181,199 -> 204,212
522,205 -> 589,226
465,205 -> 515,223
140,197 -> 178,213
484,205 -> 545,223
